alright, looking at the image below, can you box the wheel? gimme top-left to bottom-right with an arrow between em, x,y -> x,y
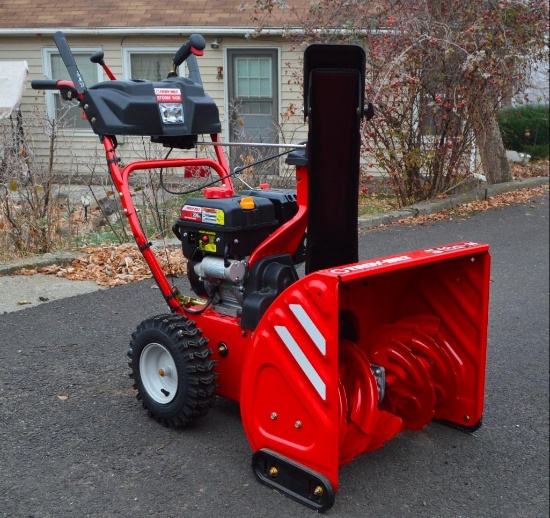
128,313 -> 217,427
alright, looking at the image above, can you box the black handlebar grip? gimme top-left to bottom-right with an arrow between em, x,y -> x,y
31,79 -> 60,90
173,34 -> 206,67
89,50 -> 105,65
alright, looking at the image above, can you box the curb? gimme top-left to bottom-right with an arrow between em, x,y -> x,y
1,176 -> 547,276
0,251 -> 85,276
358,176 -> 548,229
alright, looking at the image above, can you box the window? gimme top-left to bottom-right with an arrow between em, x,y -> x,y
227,48 -> 279,175
43,47 -> 101,131
123,48 -> 177,81
235,56 -> 273,100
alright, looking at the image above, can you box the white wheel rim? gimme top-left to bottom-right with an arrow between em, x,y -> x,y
140,342 -> 178,404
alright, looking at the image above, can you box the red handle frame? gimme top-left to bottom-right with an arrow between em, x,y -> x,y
101,133 -> 233,312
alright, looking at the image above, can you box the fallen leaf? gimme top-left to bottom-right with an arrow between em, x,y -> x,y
394,184 -> 548,227
17,300 -> 32,305
58,395 -> 69,401
16,268 -> 37,276
11,184 -> 546,287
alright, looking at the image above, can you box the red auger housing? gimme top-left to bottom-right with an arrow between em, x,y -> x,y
31,33 -> 490,512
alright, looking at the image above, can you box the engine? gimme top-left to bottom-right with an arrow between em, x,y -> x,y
173,189 -> 299,318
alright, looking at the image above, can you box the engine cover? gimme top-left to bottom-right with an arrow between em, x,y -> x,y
81,76 -> 221,142
174,194 -> 279,260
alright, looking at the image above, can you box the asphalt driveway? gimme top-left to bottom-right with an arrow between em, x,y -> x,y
1,193 -> 548,518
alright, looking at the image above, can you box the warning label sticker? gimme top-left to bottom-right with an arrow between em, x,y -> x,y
199,231 -> 217,253
154,88 -> 182,103
180,205 -> 224,225
424,242 -> 480,254
202,207 -> 225,225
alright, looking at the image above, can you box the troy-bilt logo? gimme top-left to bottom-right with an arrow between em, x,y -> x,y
154,88 -> 182,103
424,242 -> 480,254
330,255 -> 412,275
181,204 -> 202,222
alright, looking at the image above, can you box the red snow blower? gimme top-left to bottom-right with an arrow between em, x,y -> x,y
32,33 -> 490,512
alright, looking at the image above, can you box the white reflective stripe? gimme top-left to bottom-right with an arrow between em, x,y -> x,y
274,325 -> 326,400
289,303 -> 326,355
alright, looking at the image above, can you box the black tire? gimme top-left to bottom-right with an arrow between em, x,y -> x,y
128,313 -> 217,428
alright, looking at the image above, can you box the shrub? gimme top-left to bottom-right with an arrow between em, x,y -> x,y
0,110 -> 188,260
499,104 -> 549,160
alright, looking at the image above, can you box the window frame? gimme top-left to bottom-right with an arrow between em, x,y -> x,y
122,47 -> 180,81
42,46 -> 103,135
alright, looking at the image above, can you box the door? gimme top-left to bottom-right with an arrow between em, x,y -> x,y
228,49 -> 279,177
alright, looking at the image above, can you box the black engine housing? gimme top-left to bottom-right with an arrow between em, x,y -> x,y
173,189 -> 298,261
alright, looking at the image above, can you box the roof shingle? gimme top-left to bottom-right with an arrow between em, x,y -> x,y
0,0 -> 306,29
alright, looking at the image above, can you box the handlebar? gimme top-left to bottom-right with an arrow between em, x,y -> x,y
31,79 -> 79,101
29,31 -> 211,124
31,79 -> 59,90
173,34 -> 206,68
32,31 -> 206,95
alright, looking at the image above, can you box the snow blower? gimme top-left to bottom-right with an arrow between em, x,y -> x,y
32,33 -> 490,512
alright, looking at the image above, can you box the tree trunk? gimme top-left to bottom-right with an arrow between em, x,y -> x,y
477,110 -> 512,184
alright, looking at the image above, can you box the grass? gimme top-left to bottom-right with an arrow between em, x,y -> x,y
358,192 -> 398,215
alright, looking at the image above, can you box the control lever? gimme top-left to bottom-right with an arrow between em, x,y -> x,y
53,31 -> 87,94
170,34 -> 206,76
90,50 -> 116,80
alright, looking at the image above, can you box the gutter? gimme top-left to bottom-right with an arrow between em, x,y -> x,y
0,27 -> 291,37
0,26 -> 388,37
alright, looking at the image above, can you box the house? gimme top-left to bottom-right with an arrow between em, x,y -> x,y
0,0 -> 312,180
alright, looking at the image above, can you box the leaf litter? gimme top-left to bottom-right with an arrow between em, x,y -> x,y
393,183 -> 548,226
13,182 -> 548,287
15,243 -> 187,287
